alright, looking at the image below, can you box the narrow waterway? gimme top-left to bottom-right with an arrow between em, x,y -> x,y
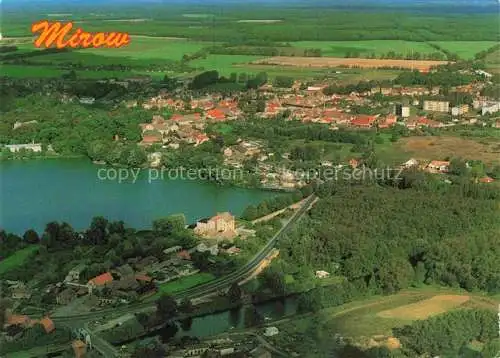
156,296 -> 298,341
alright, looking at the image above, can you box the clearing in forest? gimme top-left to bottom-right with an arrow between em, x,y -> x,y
376,295 -> 470,320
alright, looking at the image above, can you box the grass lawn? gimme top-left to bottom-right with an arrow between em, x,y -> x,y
431,41 -> 498,59
156,273 -> 216,296
292,40 -> 437,57
213,123 -> 234,134
0,245 -> 40,275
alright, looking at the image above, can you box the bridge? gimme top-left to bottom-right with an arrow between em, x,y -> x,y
51,195 -> 317,357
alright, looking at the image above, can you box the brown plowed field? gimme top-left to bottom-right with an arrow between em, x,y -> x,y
252,56 -> 450,71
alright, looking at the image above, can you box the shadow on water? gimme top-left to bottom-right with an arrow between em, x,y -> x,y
139,296 -> 298,345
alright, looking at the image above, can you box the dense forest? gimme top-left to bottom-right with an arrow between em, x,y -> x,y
281,179 -> 500,295
4,6 -> 499,42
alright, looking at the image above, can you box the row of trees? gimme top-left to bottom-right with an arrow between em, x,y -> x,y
345,50 -> 449,61
393,69 -> 476,88
204,45 -> 321,57
188,70 -> 268,91
241,186 -> 312,221
1,213 -> 199,285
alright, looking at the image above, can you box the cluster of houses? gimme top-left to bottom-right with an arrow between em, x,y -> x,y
400,158 -> 495,183
3,312 -> 55,341
136,83 -> 499,154
2,212 -> 243,312
165,337 -> 274,358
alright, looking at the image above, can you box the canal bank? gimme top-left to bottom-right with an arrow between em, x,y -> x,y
110,295 -> 299,346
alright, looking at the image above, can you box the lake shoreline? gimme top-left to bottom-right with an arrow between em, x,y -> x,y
0,159 -> 281,235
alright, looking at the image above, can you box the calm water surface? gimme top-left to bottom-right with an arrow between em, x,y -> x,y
0,159 -> 275,234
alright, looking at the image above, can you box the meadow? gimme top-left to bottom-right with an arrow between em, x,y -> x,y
84,37 -> 210,61
155,272 -> 216,296
292,40 -> 438,57
431,41 -> 499,60
273,286 -> 499,355
0,245 -> 40,275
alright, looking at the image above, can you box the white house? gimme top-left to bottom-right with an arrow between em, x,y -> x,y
263,327 -> 279,337
481,102 -> 500,116
401,158 -> 419,169
475,70 -> 493,78
315,270 -> 330,279
4,143 -> 42,153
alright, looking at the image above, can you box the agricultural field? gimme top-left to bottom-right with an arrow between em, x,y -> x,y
0,245 -> 40,275
396,136 -> 500,166
377,295 -> 470,320
273,287 -> 499,355
1,64 -> 66,78
291,40 -> 438,58
84,37 -> 209,61
252,56 -> 450,71
190,54 -> 265,73
0,63 -> 165,80
431,41 -> 498,60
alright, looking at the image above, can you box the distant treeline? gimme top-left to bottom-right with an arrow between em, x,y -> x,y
206,45 -> 321,57
348,50 -> 448,61
0,48 -> 70,61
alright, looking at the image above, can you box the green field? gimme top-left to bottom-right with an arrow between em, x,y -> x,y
291,40 -> 498,59
431,41 -> 498,59
213,123 -> 234,134
1,65 -> 66,78
273,287 -> 499,356
0,245 -> 40,275
84,37 -> 210,61
292,40 -> 438,57
0,64 -> 167,80
10,38 -> 211,65
190,54 -> 265,72
156,273 -> 216,296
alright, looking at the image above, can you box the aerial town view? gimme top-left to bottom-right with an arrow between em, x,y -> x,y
0,0 -> 499,357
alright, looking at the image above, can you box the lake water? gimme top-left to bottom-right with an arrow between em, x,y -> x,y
0,159 -> 276,235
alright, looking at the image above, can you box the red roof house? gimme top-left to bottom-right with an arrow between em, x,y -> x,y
177,250 -> 191,260
349,159 -> 359,168
479,176 -> 494,183
170,114 -> 184,122
39,317 -> 55,334
350,115 -> 377,128
88,272 -> 114,287
207,109 -> 226,121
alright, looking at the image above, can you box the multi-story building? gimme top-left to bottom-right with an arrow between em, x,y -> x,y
423,100 -> 450,113
451,104 -> 469,116
395,104 -> 410,118
194,212 -> 236,240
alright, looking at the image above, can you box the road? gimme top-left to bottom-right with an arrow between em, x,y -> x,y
52,195 -> 316,357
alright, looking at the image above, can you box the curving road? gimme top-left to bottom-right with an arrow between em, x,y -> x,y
52,195 -> 316,357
